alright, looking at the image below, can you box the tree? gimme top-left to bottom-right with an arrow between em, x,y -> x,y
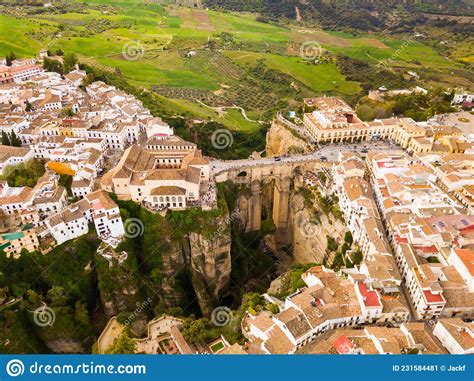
46,286 -> 68,307
43,57 -> 63,74
1,130 -> 10,146
74,301 -> 90,327
352,249 -> 363,265
9,131 -> 21,147
5,51 -> 16,66
0,159 -> 46,187
106,329 -> 136,354
331,252 -> 344,271
56,49 -> 64,56
63,53 -> 78,74
267,303 -> 279,314
59,107 -> 75,117
356,104 -> 376,121
181,317 -> 219,344
344,231 -> 353,246
326,236 -> 338,252
80,73 -> 96,89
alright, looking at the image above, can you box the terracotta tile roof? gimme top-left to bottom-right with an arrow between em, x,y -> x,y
358,283 -> 381,308
333,334 -> 355,354
150,186 -> 186,196
437,318 -> 474,351
453,248 -> 474,276
264,326 -> 294,354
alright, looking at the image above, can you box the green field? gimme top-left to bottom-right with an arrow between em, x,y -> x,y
224,51 -> 361,94
0,0 -> 471,131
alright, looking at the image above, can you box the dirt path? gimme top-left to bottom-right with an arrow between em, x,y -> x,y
196,100 -> 264,123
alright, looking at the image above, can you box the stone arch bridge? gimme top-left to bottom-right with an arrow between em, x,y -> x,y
213,156 -> 330,245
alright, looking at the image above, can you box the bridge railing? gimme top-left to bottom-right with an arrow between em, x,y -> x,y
212,156 -> 329,176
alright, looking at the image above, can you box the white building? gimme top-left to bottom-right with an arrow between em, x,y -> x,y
45,190 -> 124,245
85,190 -> 125,239
0,145 -> 34,176
7,64 -> 42,83
452,92 -> 473,105
106,138 -> 209,210
433,319 -> 474,354
45,202 -> 89,245
243,266 -> 409,354
447,248 -> 474,292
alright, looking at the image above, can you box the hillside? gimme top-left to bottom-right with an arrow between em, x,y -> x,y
0,0 -> 472,149
205,0 -> 474,31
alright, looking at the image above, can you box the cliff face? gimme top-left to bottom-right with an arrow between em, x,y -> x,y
265,121 -> 309,157
236,194 -> 250,231
231,176 -> 347,267
289,192 -> 348,265
161,239 -> 188,308
47,339 -> 86,354
188,227 -> 232,316
159,213 -> 232,317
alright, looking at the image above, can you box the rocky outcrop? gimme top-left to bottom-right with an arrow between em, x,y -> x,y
266,121 -> 309,157
289,192 -> 348,265
267,271 -> 290,296
95,257 -> 140,318
161,240 -> 187,308
236,193 -> 251,231
187,218 -> 232,316
154,210 -> 233,317
47,339 -> 87,354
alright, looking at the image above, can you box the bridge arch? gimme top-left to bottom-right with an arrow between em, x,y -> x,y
215,158 -> 327,246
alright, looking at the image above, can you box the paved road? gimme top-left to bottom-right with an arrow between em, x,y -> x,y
210,150 -> 324,174
210,141 -> 402,174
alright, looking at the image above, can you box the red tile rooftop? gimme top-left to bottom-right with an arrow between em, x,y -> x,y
413,245 -> 438,254
9,65 -> 38,72
454,248 -> 474,276
333,335 -> 355,354
358,283 -> 381,308
423,290 -> 444,304
395,235 -> 408,244
460,225 -> 474,233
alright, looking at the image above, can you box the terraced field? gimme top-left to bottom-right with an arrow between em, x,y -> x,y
0,0 -> 472,131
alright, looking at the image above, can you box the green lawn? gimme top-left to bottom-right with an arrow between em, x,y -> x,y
0,15 -> 50,56
210,341 -> 225,353
98,56 -> 220,90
